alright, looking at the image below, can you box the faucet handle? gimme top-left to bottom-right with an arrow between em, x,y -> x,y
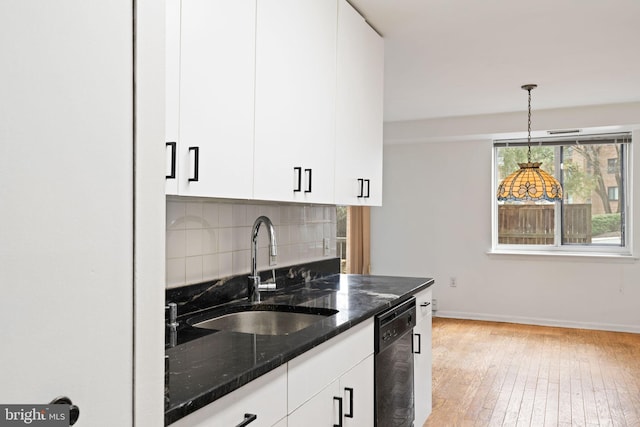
166,302 -> 178,328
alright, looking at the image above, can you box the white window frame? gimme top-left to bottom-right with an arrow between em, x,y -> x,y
491,133 -> 633,257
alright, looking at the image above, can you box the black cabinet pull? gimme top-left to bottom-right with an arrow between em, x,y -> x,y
421,302 -> 431,308
413,333 -> 422,354
333,396 -> 343,427
188,146 -> 199,182
364,179 -> 370,198
293,167 -> 302,192
304,168 -> 312,193
235,413 -> 257,427
166,142 -> 176,179
344,387 -> 354,418
357,178 -> 364,198
50,396 -> 80,426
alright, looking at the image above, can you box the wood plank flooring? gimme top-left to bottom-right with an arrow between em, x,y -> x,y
423,317 -> 640,427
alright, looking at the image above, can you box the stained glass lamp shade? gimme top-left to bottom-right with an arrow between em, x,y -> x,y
497,84 -> 563,202
497,161 -> 562,201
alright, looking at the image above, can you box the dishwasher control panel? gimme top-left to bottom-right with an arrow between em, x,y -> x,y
374,297 -> 416,353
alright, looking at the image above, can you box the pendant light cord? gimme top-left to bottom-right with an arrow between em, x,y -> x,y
526,87 -> 532,163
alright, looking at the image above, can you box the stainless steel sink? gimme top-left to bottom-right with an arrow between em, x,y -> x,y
189,305 -> 338,336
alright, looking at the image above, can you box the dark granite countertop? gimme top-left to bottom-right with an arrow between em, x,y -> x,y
165,273 -> 434,425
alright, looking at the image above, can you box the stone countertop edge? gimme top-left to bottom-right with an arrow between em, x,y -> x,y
165,274 -> 434,425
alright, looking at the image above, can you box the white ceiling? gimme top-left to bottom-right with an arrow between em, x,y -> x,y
349,0 -> 640,122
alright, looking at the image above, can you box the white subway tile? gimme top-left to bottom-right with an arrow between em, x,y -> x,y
166,201 -> 186,230
232,204 -> 247,227
232,226 -> 251,251
218,228 -> 233,253
218,252 -> 233,278
202,254 -> 219,281
202,228 -> 218,255
202,202 -> 219,228
186,229 -> 203,257
166,229 -> 186,258
232,250 -> 250,276
185,202 -> 204,229
185,256 -> 203,284
166,258 -> 186,288
219,203 -> 233,227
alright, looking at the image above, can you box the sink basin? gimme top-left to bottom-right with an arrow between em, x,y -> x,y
188,305 -> 338,336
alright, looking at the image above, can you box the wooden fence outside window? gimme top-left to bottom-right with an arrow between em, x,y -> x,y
498,204 -> 592,245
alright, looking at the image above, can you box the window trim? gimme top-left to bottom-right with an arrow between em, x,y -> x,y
492,133 -> 632,256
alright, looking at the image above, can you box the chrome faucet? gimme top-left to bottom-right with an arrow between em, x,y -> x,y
248,216 -> 277,303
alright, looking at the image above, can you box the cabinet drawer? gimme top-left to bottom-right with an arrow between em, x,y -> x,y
288,319 -> 374,413
414,288 -> 432,323
171,364 -> 287,427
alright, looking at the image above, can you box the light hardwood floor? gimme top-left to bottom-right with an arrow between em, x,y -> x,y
423,317 -> 640,427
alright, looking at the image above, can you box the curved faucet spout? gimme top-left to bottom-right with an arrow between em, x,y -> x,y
248,216 -> 277,303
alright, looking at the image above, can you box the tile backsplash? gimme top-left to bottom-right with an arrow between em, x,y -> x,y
166,197 -> 337,288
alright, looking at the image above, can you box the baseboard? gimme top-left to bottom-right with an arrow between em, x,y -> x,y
434,310 -> 640,334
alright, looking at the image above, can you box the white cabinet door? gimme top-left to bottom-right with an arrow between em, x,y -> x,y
334,0 -> 384,206
288,320 -> 373,412
172,365 -> 287,427
175,0 -> 256,198
0,1 -> 134,425
287,380 -> 341,427
340,355 -> 374,427
414,289 -> 433,425
289,353 -> 374,427
254,0 -> 337,204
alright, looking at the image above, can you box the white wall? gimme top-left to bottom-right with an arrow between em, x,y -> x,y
166,198 -> 337,288
371,103 -> 640,332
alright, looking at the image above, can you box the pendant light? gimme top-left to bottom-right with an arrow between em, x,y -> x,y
496,84 -> 563,202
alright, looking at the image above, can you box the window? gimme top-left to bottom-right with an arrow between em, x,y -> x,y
493,133 -> 631,253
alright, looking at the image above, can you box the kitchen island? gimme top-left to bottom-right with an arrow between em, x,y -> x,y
165,267 -> 433,425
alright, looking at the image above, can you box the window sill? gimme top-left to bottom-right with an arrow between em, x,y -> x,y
487,249 -> 638,261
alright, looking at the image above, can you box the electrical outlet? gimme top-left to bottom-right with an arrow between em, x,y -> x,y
432,298 -> 438,311
449,277 -> 457,287
323,237 -> 330,256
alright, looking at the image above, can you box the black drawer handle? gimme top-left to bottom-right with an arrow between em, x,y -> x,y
413,333 -> 422,354
421,302 -> 431,308
364,179 -> 370,198
357,178 -> 364,198
50,396 -> 80,426
188,146 -> 199,182
333,396 -> 343,427
235,413 -> 257,427
294,167 -> 302,192
166,142 -> 176,179
345,387 -> 354,418
304,168 -> 312,193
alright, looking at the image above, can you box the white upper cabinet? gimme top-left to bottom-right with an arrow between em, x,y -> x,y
254,0 -> 337,204
168,0 -> 256,198
334,0 -> 384,206
166,0 -> 384,204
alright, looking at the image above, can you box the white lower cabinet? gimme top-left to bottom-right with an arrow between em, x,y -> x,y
288,379 -> 340,427
171,364 -> 287,427
288,354 -> 374,427
287,320 -> 374,426
413,288 -> 433,426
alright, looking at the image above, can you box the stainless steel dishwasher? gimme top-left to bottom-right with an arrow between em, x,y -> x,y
374,296 -> 417,427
